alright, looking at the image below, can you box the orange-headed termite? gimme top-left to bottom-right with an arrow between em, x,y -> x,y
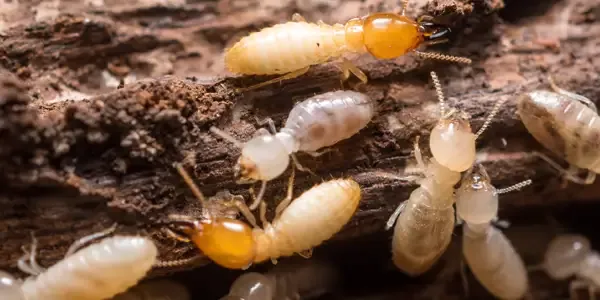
167,164 -> 361,270
225,0 -> 471,90
517,76 -> 600,185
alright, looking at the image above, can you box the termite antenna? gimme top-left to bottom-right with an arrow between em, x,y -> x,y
430,71 -> 446,117
154,255 -> 202,268
174,163 -> 207,207
249,181 -> 267,210
414,51 -> 472,64
475,98 -> 506,139
496,179 -> 532,195
210,127 -> 244,148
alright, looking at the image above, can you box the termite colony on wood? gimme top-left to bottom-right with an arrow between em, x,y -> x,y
3,0 -> 598,299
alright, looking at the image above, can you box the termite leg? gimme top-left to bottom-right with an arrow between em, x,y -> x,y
18,232 -> 45,276
240,66 -> 310,91
292,13 -> 307,22
64,223 -> 118,257
249,181 -> 267,211
227,198 -> 259,229
491,216 -> 511,229
298,248 -> 313,259
164,228 -> 192,243
275,167 -> 296,220
259,201 -> 269,229
254,117 -> 277,134
569,279 -> 589,300
290,154 -> 316,176
460,259 -> 470,298
532,152 -> 596,185
548,75 -> 597,113
305,148 -> 333,158
339,58 -> 368,87
210,127 -> 244,149
413,136 -> 426,171
400,0 -> 410,15
385,201 -> 407,230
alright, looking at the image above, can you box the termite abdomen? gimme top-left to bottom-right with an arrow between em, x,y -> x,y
283,90 -> 374,152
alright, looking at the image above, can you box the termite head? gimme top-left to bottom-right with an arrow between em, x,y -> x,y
417,17 -> 451,45
455,164 -> 498,224
543,234 -> 591,280
220,272 -> 275,300
429,110 -> 476,172
358,13 -> 423,59
236,135 -> 290,183
170,218 -> 256,270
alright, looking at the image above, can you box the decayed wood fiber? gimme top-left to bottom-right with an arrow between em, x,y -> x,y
1,0 -> 600,278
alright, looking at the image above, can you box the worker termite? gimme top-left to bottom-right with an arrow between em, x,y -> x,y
517,76 -> 600,185
225,0 -> 472,91
112,279 -> 190,300
166,163 -> 361,270
385,71 -> 503,276
11,232 -> 157,300
533,234 -> 600,300
211,90 -> 373,211
456,163 -> 532,300
220,258 -> 339,300
0,270 -> 23,300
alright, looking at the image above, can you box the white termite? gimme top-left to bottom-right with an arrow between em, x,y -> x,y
456,163 -> 532,300
385,71 -> 503,276
0,270 -> 24,300
12,232 -> 158,300
540,234 -> 600,300
111,279 -> 190,300
210,90 -> 374,210
517,76 -> 600,185
220,258 -> 339,300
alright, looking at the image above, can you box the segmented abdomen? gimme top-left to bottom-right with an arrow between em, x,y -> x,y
463,226 -> 528,300
283,91 -> 374,152
518,91 -> 600,172
253,179 -> 361,262
21,236 -> 157,300
391,188 -> 455,276
225,22 -> 346,75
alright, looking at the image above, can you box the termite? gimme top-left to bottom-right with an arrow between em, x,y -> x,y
12,231 -> 157,300
385,71 -> 503,276
536,234 -> 600,300
166,163 -> 361,270
517,76 -> 599,185
112,279 -> 190,300
210,90 -> 373,211
220,258 -> 339,300
225,0 -> 472,91
456,163 -> 532,300
0,270 -> 23,300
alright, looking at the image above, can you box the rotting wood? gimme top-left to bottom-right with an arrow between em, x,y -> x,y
0,0 -> 599,279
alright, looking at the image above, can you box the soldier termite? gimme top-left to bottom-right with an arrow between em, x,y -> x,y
384,71 -> 504,276
456,163 -> 532,300
111,279 -> 190,300
225,0 -> 472,91
517,76 -> 599,185
4,232 -> 157,300
531,234 -> 600,300
211,90 -> 374,211
220,258 -> 339,300
167,164 -> 361,270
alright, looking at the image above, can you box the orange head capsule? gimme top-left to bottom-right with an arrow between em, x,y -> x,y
346,13 -> 452,59
179,218 -> 256,270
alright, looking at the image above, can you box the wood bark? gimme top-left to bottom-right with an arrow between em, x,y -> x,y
0,0 -> 599,288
